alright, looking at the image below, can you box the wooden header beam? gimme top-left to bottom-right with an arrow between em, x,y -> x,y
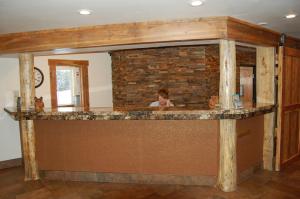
227,17 -> 279,47
0,16 -> 300,55
0,17 -> 227,54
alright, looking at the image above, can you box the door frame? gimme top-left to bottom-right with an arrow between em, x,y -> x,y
48,59 -> 90,108
276,46 -> 300,170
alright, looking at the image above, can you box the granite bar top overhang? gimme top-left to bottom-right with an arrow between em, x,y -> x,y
4,104 -> 276,121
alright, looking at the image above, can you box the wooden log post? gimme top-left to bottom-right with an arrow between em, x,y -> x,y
256,47 -> 275,171
217,40 -> 237,192
275,46 -> 284,171
19,53 -> 39,181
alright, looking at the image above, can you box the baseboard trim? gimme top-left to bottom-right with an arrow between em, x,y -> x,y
238,162 -> 262,183
40,170 -> 216,186
0,158 -> 22,170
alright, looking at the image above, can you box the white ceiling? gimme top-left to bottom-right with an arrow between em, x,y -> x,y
0,0 -> 299,38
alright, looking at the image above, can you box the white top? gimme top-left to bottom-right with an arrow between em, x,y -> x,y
149,101 -> 160,107
149,101 -> 174,107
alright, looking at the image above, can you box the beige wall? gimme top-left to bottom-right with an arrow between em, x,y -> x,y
0,58 -> 22,161
34,53 -> 113,108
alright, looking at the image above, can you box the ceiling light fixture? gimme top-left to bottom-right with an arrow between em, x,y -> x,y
258,22 -> 268,26
285,14 -> 296,19
53,48 -> 73,54
189,0 -> 204,7
78,9 -> 92,15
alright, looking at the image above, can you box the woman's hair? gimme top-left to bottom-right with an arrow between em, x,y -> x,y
158,88 -> 169,99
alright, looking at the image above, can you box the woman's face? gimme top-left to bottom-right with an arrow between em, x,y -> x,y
158,95 -> 168,106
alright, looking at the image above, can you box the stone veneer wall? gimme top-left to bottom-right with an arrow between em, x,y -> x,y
111,45 -> 255,109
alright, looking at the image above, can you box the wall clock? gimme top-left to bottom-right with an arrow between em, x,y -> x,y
34,67 -> 44,88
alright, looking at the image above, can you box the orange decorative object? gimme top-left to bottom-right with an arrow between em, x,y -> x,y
209,96 -> 219,109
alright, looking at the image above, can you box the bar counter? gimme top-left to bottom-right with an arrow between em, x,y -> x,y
3,104 -> 275,187
4,104 -> 275,121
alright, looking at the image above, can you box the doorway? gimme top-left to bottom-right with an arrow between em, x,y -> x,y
56,66 -> 81,107
49,59 -> 89,108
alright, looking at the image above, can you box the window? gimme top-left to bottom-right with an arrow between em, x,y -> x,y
49,59 -> 89,108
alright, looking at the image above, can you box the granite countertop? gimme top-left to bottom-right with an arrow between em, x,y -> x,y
4,104 -> 275,121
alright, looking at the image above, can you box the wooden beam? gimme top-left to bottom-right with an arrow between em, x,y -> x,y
218,40 -> 237,192
0,17 -> 228,54
275,46 -> 284,171
285,36 -> 300,50
1,16 -> 300,55
227,17 -> 279,47
256,47 -> 275,171
19,53 -> 39,181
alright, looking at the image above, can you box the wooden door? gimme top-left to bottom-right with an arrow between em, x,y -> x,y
276,47 -> 300,170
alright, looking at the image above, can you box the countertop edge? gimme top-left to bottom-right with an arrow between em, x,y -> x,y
4,105 -> 276,121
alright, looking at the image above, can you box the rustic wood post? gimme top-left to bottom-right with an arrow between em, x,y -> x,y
256,47 -> 275,171
217,39 -> 237,192
275,46 -> 283,171
19,53 -> 39,180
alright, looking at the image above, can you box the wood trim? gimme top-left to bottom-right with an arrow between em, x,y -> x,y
283,104 -> 300,112
49,59 -> 89,108
0,17 -> 299,55
48,59 -> 89,67
238,162 -> 262,183
81,65 -> 90,108
0,17 -> 228,54
41,170 -> 216,186
285,47 -> 300,57
49,63 -> 57,108
227,17 -> 280,47
285,37 -> 300,50
280,154 -> 300,170
0,158 -> 22,170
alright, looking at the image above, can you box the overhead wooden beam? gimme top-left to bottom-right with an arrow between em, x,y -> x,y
285,36 -> 300,50
227,17 -> 280,47
218,39 -> 237,192
256,47 -> 276,171
19,53 -> 39,181
0,17 -> 227,54
1,16 -> 300,55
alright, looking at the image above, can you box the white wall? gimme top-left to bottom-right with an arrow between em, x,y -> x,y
34,53 -> 113,107
0,53 -> 113,162
0,58 -> 22,161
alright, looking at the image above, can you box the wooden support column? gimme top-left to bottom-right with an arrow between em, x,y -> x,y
19,53 -> 39,181
275,46 -> 283,171
256,47 -> 275,171
217,40 -> 237,192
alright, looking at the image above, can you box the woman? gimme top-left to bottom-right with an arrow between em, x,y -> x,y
149,88 -> 174,107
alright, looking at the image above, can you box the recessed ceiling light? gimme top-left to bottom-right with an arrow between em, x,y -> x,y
78,9 -> 92,15
53,48 -> 73,54
189,0 -> 204,7
258,22 -> 268,26
285,14 -> 296,19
